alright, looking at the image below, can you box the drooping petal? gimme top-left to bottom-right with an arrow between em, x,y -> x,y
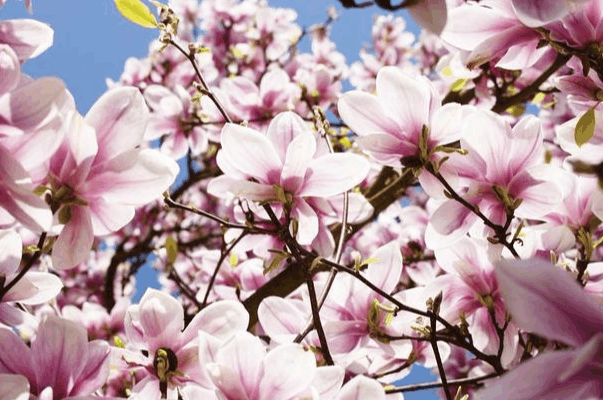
495,258 -> 603,346
301,154 -> 369,198
51,205 -> 94,270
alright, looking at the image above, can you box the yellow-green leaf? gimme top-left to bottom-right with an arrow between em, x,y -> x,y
114,0 -> 157,28
575,107 -> 596,147
165,236 -> 178,264
450,78 -> 467,92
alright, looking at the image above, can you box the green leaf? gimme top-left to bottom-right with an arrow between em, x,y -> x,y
450,78 -> 467,92
165,236 -> 178,264
575,107 -> 596,147
114,0 -> 157,28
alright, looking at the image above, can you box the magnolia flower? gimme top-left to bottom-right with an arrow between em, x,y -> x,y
338,66 -> 464,198
0,315 -> 112,399
123,289 -> 249,399
207,111 -> 369,245
0,229 -> 62,327
207,331 -> 344,400
475,258 -> 603,399
46,87 -> 179,269
425,110 -> 561,249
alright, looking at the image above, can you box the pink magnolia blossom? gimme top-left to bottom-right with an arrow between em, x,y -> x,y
425,110 -> 561,248
144,84 -> 209,160
207,111 -> 370,245
428,237 -> 520,366
123,288 -> 249,399
475,258 -> 603,399
0,315 -> 112,399
46,87 -> 179,269
0,229 -> 62,328
338,66 -> 463,198
207,330 -> 344,400
442,0 -> 549,69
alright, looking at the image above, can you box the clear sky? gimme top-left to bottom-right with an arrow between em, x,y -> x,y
2,0 -> 439,398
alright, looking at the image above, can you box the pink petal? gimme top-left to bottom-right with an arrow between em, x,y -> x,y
473,350 -> 580,400
52,205 -> 94,270
31,316 -> 88,398
183,300 -> 248,344
0,45 -> 20,95
266,112 -> 309,162
291,197 -> 319,245
0,374 -> 29,400
495,258 -> 603,346
87,198 -> 135,236
220,123 -> 282,183
334,375 -> 386,400
258,343 -> 316,400
281,132 -> 315,193
83,148 -> 179,205
258,297 -> 305,340
0,229 -> 21,276
301,154 -> 369,197
408,0 -> 448,35
0,19 -> 53,61
366,242 -> 403,294
229,180 -> 276,202
376,67 -> 435,134
138,289 -> 184,352
337,91 -> 401,137
85,87 -> 148,163
0,329 -> 36,382
70,340 -> 110,396
212,332 -> 265,399
425,199 -> 478,249
512,0 -> 574,27
6,272 -> 63,304
356,133 -> 416,166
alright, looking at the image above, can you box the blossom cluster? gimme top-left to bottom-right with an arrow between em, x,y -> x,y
1,0 -> 603,399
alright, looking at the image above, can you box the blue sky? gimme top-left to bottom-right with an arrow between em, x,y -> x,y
2,0 -> 440,397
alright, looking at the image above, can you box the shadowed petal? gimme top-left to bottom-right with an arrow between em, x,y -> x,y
495,258 -> 603,346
